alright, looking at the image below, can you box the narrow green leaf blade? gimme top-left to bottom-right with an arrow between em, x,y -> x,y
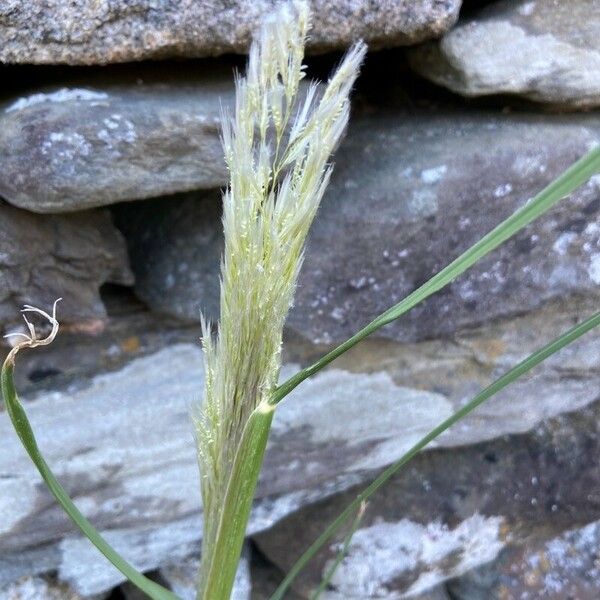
310,501 -> 366,600
273,147 -> 600,403
270,311 -> 600,599
1,356 -> 180,600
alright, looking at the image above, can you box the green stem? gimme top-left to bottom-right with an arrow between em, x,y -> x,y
310,501 -> 366,600
1,356 -> 180,600
270,311 -> 600,600
272,147 -> 600,403
200,402 -> 275,600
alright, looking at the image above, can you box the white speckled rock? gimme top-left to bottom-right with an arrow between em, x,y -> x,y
449,519 -> 600,599
254,363 -> 600,596
0,69 -> 234,212
321,514 -> 505,599
409,0 -> 600,108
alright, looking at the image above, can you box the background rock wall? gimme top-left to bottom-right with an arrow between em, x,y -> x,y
1,1 -> 599,598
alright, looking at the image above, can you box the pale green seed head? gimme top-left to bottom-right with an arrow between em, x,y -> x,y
195,0 -> 365,565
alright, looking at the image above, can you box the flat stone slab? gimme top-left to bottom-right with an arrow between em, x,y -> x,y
409,0 -> 600,108
0,1 -> 460,65
0,575 -> 104,600
0,70 -> 233,212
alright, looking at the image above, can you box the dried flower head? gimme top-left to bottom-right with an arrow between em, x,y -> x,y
195,0 -> 365,578
3,299 -> 61,365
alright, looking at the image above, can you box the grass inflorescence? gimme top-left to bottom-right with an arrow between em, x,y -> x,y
194,2 -> 365,595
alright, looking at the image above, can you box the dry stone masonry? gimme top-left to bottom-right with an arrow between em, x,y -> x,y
1,0 -> 599,598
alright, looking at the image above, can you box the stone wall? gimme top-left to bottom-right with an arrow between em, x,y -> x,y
1,1 -> 599,598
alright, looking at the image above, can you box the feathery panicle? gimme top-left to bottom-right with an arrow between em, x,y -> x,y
195,0 -> 365,579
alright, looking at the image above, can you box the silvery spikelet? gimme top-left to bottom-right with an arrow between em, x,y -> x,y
195,0 -> 365,587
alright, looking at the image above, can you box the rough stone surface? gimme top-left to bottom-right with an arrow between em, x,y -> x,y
0,70 -> 233,212
0,575 -> 101,600
0,203 -> 132,331
115,108 -> 600,344
409,0 -> 600,108
0,546 -> 61,588
249,549 -> 308,600
0,1 -> 460,65
1,344 -> 351,595
1,298 -> 598,595
254,391 -> 600,597
321,514 -> 505,599
448,520 -> 600,599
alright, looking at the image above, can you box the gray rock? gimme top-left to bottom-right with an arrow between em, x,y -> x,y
1,298 -> 598,594
57,519 -> 201,597
0,546 -> 61,588
254,388 -> 600,597
448,520 -> 600,599
114,193 -> 222,323
0,1 -> 460,65
250,550 -> 307,600
119,550 -> 251,600
0,71 -> 233,212
0,575 -> 103,599
408,0 -> 600,108
412,589 -> 453,600
116,108 -> 600,344
292,111 -> 600,345
323,515 -> 505,599
0,203 -> 132,332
